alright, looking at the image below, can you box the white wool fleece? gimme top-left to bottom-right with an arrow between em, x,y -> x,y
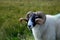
32,14 -> 60,40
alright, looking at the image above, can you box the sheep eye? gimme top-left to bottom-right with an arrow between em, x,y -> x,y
38,16 -> 42,18
35,16 -> 39,18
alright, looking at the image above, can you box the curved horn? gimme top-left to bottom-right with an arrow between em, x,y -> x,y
19,11 -> 33,23
35,18 -> 44,24
19,18 -> 28,22
35,11 -> 46,24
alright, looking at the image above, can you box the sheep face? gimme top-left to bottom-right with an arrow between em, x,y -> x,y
27,11 -> 46,29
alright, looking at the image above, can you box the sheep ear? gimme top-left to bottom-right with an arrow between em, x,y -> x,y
19,18 -> 28,23
35,18 -> 44,24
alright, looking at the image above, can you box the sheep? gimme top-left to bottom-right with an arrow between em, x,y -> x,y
19,11 -> 60,40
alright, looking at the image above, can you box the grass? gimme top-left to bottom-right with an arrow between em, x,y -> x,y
0,0 -> 60,40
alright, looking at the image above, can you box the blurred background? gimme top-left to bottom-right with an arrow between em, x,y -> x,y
0,0 -> 60,40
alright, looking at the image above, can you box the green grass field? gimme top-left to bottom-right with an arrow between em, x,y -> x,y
0,0 -> 60,40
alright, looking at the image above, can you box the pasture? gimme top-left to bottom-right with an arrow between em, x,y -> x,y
0,0 -> 60,40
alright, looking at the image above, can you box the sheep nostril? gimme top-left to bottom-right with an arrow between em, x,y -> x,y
27,25 -> 32,30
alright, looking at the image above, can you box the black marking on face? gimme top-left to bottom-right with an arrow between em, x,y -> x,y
28,13 -> 43,27
31,14 -> 36,26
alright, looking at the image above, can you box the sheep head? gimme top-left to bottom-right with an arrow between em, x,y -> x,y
19,11 -> 46,29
